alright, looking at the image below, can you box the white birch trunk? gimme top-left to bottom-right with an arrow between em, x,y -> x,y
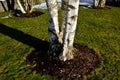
29,0 -> 33,13
25,0 -> 33,13
94,0 -> 99,8
24,0 -> 28,12
46,0 -> 79,61
17,0 -> 33,13
45,0 -> 61,56
94,0 -> 106,8
100,0 -> 106,8
17,0 -> 26,13
59,0 -> 79,61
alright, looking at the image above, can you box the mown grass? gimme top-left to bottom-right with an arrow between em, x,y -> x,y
0,7 -> 120,80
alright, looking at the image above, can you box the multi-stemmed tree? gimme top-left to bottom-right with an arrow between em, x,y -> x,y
46,0 -> 79,61
94,0 -> 106,8
17,0 -> 33,13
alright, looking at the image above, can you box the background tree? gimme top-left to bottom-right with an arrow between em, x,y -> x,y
17,0 -> 33,13
6,0 -> 14,11
94,0 -> 106,8
46,0 -> 79,61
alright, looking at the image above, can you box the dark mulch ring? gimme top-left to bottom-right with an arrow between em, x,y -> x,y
25,43 -> 99,79
13,11 -> 44,18
93,6 -> 111,10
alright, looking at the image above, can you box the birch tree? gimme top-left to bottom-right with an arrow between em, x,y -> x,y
17,0 -> 33,13
46,0 -> 79,61
94,0 -> 106,8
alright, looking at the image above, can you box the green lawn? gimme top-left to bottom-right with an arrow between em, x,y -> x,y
0,7 -> 120,80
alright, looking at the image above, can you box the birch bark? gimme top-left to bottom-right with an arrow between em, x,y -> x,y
94,0 -> 106,8
100,0 -> 106,8
24,0 -> 33,13
45,0 -> 61,56
46,0 -> 79,61
17,0 -> 33,13
60,0 -> 79,61
17,0 -> 26,13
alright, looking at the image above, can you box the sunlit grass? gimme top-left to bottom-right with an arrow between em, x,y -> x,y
0,7 -> 120,80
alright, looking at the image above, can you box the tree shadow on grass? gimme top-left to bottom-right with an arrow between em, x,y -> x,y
0,23 -> 49,50
0,23 -> 99,79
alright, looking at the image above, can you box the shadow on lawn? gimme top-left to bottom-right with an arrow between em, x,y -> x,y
0,23 -> 99,79
0,23 -> 49,50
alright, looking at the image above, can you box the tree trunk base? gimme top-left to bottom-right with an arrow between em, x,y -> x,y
59,47 -> 77,61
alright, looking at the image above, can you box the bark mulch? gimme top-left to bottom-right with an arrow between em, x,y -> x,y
93,6 -> 111,10
13,11 -> 44,18
25,43 -> 99,79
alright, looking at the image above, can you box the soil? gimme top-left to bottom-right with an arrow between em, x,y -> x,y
93,6 -> 111,10
13,11 -> 44,18
25,43 -> 99,79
